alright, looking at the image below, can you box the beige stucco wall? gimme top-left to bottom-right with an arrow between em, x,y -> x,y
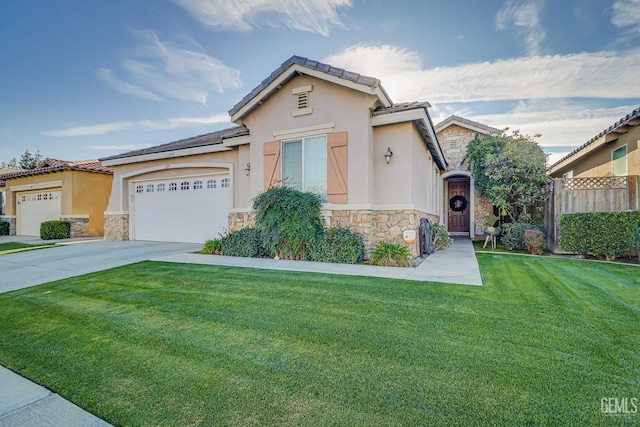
70,171 -> 113,236
3,171 -> 67,216
551,126 -> 640,178
239,74 -> 380,207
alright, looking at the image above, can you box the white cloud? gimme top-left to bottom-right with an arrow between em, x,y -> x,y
42,113 -> 231,137
98,30 -> 242,104
326,44 -> 639,166
172,0 -> 351,36
96,68 -> 163,101
325,44 -> 640,104
496,0 -> 546,56
612,0 -> 640,33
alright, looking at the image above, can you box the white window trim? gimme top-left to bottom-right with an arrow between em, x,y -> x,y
611,144 -> 628,176
273,122 -> 334,140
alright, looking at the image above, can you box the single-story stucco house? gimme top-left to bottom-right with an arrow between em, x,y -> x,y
549,106 -> 640,179
0,159 -> 113,237
100,55 -> 500,253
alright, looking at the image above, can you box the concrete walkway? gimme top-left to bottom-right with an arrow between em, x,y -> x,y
0,235 -> 481,426
154,236 -> 483,286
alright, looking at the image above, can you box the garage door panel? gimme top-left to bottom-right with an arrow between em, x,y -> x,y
17,191 -> 62,236
133,176 -> 229,243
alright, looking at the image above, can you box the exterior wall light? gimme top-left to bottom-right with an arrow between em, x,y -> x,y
244,162 -> 251,176
384,147 -> 393,164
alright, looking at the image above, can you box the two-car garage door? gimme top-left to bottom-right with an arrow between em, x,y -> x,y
132,174 -> 230,243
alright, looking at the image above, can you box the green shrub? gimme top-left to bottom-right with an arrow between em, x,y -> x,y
253,186 -> 324,260
431,222 -> 453,250
559,210 -> 640,259
200,239 -> 222,255
220,228 -> 262,258
40,220 -> 70,240
369,241 -> 412,267
523,228 -> 545,255
0,221 -> 9,236
501,222 -> 544,251
310,226 -> 365,264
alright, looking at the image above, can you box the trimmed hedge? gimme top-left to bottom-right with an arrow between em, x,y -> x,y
559,210 -> 640,259
310,226 -> 365,264
220,227 -> 262,258
40,220 -> 70,240
0,221 -> 9,236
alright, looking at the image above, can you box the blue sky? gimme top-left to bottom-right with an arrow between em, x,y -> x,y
2,0 -> 639,165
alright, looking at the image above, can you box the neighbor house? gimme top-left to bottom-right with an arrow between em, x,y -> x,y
550,107 -> 640,179
0,159 -> 113,237
101,55 -> 500,253
545,107 -> 640,251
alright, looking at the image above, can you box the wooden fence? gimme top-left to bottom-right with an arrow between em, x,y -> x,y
545,175 -> 639,252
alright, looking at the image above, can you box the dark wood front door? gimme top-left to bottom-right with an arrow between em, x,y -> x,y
448,180 -> 470,233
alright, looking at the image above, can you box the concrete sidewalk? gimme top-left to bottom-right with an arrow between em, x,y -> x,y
0,366 -> 109,426
154,236 -> 483,286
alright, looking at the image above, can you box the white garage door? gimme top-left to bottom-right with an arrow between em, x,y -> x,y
16,190 -> 62,236
132,175 -> 230,243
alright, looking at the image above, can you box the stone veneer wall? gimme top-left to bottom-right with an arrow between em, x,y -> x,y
104,213 -> 129,240
228,211 -> 256,233
330,209 -> 439,257
227,209 -> 439,257
61,217 -> 89,238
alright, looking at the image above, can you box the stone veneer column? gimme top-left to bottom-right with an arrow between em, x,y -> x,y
104,213 -> 129,240
61,216 -> 89,238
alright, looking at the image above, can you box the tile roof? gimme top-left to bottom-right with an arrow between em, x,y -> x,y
434,115 -> 501,135
550,106 -> 640,169
228,55 -> 385,117
371,102 -> 433,116
0,159 -> 113,180
99,126 -> 249,161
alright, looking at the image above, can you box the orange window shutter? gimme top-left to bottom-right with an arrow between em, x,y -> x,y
327,131 -> 348,203
263,140 -> 281,191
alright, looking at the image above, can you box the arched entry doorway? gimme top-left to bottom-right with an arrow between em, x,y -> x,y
443,172 -> 473,236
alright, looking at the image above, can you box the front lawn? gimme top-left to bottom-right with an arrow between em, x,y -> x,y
0,255 -> 638,426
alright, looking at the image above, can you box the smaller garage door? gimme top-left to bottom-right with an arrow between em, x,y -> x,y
132,175 -> 230,243
17,190 -> 62,236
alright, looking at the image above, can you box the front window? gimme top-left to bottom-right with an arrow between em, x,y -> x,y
282,135 -> 327,200
612,145 -> 627,176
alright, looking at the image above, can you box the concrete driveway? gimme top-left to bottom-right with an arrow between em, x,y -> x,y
0,237 -> 202,294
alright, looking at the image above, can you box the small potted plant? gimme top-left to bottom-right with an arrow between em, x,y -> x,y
483,213 -> 499,235
523,228 -> 545,255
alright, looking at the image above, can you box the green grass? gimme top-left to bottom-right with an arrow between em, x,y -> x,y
0,242 -> 55,255
0,256 -> 638,426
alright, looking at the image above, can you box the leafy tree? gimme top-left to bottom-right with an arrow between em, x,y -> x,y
19,150 -> 42,170
463,130 -> 549,221
0,158 -> 18,169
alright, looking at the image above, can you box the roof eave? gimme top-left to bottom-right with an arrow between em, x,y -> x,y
230,63 -> 392,123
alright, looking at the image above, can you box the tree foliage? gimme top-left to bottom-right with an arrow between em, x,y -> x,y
463,130 -> 549,221
2,149 -> 42,170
